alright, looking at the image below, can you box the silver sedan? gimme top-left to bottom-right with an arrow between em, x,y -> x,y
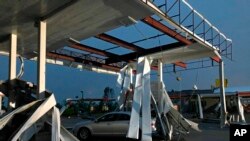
72,112 -> 156,140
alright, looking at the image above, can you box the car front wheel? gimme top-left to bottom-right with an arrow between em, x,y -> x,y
77,127 -> 91,140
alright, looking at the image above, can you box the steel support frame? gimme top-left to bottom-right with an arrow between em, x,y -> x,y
130,67 -> 133,84
37,21 -> 47,99
47,52 -> 121,72
158,59 -> 163,111
141,0 -> 223,62
219,60 -> 227,127
68,39 -> 119,58
8,33 -> 17,109
143,16 -> 193,45
143,16 -> 220,63
197,94 -> 204,119
9,34 -> 17,80
68,39 -> 134,63
95,33 -> 145,52
156,59 -> 167,139
106,41 -> 186,65
97,33 -> 186,68
158,59 -> 165,121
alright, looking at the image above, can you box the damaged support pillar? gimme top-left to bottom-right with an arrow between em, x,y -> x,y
197,94 -> 204,119
8,33 -> 17,109
219,60 -> 228,127
157,59 -> 168,140
37,21 -> 47,99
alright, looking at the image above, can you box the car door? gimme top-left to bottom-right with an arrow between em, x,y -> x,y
111,113 -> 130,136
91,113 -> 117,135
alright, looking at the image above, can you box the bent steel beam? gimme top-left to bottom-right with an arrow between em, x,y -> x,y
219,60 -> 228,127
142,16 -> 192,45
95,33 -> 145,52
106,41 -> 186,64
68,39 -> 118,58
173,62 -> 187,68
143,16 -> 219,63
68,38 -> 136,63
97,33 -> 186,68
211,56 -> 220,63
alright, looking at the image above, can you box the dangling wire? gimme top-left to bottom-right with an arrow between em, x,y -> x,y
195,69 -> 199,87
157,33 -> 164,57
183,69 -> 199,105
133,24 -> 148,40
17,56 -> 24,78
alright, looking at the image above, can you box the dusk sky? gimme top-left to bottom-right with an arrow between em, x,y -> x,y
0,0 -> 250,103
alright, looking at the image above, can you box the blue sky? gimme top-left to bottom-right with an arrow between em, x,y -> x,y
172,0 -> 250,88
0,0 -> 250,103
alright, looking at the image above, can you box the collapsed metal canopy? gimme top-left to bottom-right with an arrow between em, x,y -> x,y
0,0 -> 232,74
0,1 -> 234,140
0,0 -> 152,58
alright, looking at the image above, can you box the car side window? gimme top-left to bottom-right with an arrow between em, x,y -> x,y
116,114 -> 130,121
98,114 -> 116,122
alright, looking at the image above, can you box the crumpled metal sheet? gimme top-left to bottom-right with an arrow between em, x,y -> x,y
238,96 -> 246,122
117,57 -> 198,141
127,57 -> 144,139
0,100 -> 41,130
117,65 -> 132,110
0,94 -> 79,141
127,57 -> 152,141
141,57 -> 152,141
60,125 -> 80,141
166,107 -> 191,134
52,107 -> 60,141
12,95 -> 57,140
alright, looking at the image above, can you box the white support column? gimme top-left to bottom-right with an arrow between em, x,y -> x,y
237,96 -> 246,123
158,59 -> 163,113
9,34 -> 17,80
130,67 -> 133,84
37,21 -> 47,99
219,60 -> 228,127
157,59 -> 170,140
197,94 -> 204,119
158,60 -> 163,82
8,33 -> 17,109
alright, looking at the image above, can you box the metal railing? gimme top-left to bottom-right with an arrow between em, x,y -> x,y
142,0 -> 233,60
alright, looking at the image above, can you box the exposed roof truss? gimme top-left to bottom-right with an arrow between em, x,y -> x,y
0,0 -> 232,74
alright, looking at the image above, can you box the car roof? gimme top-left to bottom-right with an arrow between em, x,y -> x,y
95,111 -> 130,119
106,111 -> 131,115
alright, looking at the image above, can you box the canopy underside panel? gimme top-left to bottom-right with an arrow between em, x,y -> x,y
0,0 -> 153,58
